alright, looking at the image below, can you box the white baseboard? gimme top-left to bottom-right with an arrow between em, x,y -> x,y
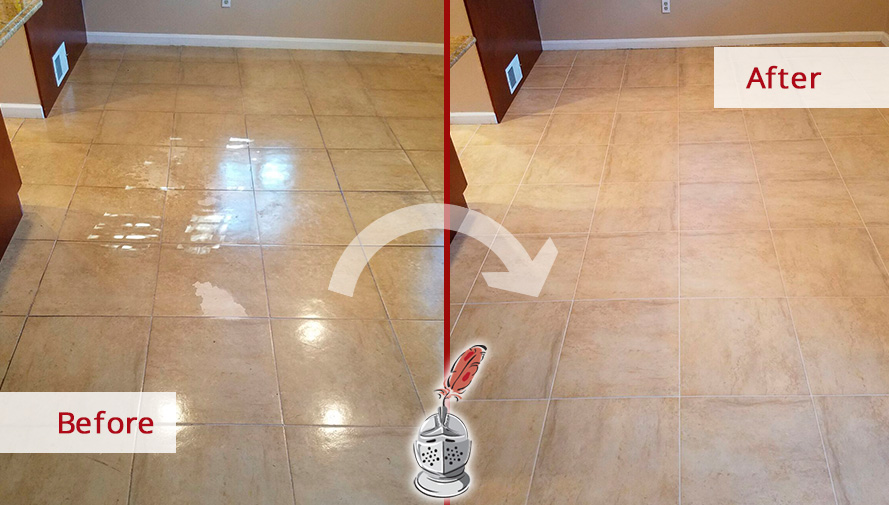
450,112 -> 497,125
86,31 -> 443,55
0,103 -> 44,119
543,31 -> 886,50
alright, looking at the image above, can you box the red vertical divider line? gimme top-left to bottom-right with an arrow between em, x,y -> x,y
443,5 -> 452,505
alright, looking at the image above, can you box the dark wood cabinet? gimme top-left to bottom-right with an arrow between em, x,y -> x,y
25,0 -> 87,116
0,109 -> 23,258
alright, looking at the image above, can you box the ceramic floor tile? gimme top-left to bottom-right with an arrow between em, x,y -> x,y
11,142 -> 89,185
357,64 -> 438,90
611,111 -> 678,144
616,86 -> 679,111
574,49 -> 626,65
53,83 -> 113,112
154,244 -> 268,317
524,65 -> 571,88
104,84 -> 178,112
123,45 -> 181,62
81,43 -> 126,60
169,147 -> 252,190
502,185 -> 598,234
468,234 -> 586,302
449,233 -> 489,302
305,86 -> 375,116
15,111 -> 102,144
603,144 -> 677,182
162,190 -> 259,244
4,118 -> 22,139
628,48 -> 677,64
450,302 -> 570,399
677,142 -> 757,182
0,453 -> 132,505
291,49 -> 348,63
752,140 -> 840,181
0,240 -> 54,315
243,87 -> 313,115
564,64 -> 624,89
272,319 -> 422,425
528,398 -> 679,504
540,113 -> 613,145
130,425 -> 293,505
367,89 -> 442,118
80,144 -> 170,188
450,125 -> 477,152
680,182 -> 769,231
463,184 -> 517,223
236,47 -> 293,61
316,116 -> 399,149
872,226 -> 889,265
390,320 -> 443,411
59,187 -> 164,242
678,47 -> 714,64
790,297 -> 889,394
301,63 -> 364,90
552,88 -> 619,113
623,63 -> 679,87
172,113 -> 247,148
681,298 -> 807,395
815,396 -> 889,505
31,242 -> 159,316
369,246 -> 443,319
387,118 -> 441,150
681,398 -> 835,505
143,318 -> 279,423
744,109 -> 820,141
772,228 -> 889,296
678,110 -> 748,143
262,245 -> 386,319
509,89 -> 560,115
468,114 -> 549,146
678,85 -> 715,111
450,401 -> 548,505
256,191 -> 356,245
174,85 -> 243,114
179,61 -> 240,86
524,145 -> 606,184
238,60 -> 303,89
576,232 -> 678,299
406,150 -> 444,192
68,59 -> 121,83
95,110 -> 174,146
555,300 -> 678,397
761,180 -> 862,228
347,191 -> 441,245
680,230 -> 785,297
115,60 -> 181,85
250,148 -> 337,191
13,184 -> 75,240
179,46 -> 237,62
245,114 -> 324,148
824,136 -> 889,180
330,149 -> 427,191
679,62 -> 714,86
846,180 -> 889,226
2,316 -> 148,392
592,182 -> 678,232
810,108 -> 889,137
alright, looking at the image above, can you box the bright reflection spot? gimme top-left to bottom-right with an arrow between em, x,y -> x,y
299,321 -> 326,344
322,406 -> 345,425
159,401 -> 180,423
228,137 -> 252,143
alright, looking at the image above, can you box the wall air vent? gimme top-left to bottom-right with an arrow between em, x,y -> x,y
52,42 -> 69,86
506,54 -> 522,94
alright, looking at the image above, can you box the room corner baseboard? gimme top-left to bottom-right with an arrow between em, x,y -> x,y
0,103 -> 44,119
542,31 -> 886,50
450,112 -> 497,125
85,32 -> 443,55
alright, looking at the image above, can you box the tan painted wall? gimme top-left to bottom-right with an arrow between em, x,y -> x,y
535,0 -> 889,40
82,0 -> 443,43
0,30 -> 40,106
449,0 -> 493,115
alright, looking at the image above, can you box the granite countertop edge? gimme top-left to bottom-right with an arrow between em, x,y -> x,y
0,0 -> 43,49
450,35 -> 476,68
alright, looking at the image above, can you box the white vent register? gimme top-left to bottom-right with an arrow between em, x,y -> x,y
52,42 -> 69,86
506,54 -> 522,94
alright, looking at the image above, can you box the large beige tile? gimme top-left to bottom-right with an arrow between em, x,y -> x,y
603,144 -> 677,182
80,144 -> 170,188
540,113 -> 613,145
554,300 -> 679,397
115,60 -> 181,84
744,109 -> 819,141
369,246 -> 443,319
469,234 -> 586,302
154,244 -> 268,316
4,117 -> 22,139
628,48 -> 677,64
390,320 -> 443,411
678,110 -> 747,143
236,47 -> 292,61
12,142 -> 89,185
762,180 -> 862,228
239,60 -> 302,89
773,228 -> 889,296
59,187 -> 164,242
272,319 -> 423,425
680,182 -> 769,231
367,89 -> 441,117
406,150 -> 444,192
553,88 -> 619,113
528,398 -> 679,504
243,87 -> 313,115
680,231 -> 785,297
179,46 -> 236,62
179,61 -> 240,86
317,116 -> 399,149
449,234 -> 489,303
678,47 -> 714,64
31,242 -> 159,316
463,184 -> 517,223
301,63 -> 363,90
611,111 -> 678,144
677,142 -> 756,182
616,86 -> 678,112
245,114 -> 324,148
815,396 -> 889,505
525,145 -> 606,184
95,110 -> 174,146
15,111 -> 102,144
450,302 -> 570,399
162,190 -> 259,244
169,147 -> 252,190
130,425 -> 293,505
387,118 -> 441,150
468,114 -> 549,146
1,316 -> 149,391
678,85 -> 715,111
679,62 -> 714,86
524,65 -> 571,88
143,318 -> 279,423
105,83 -> 177,112
68,59 -> 121,83
509,88 -> 560,115
0,240 -> 54,315
824,136 -> 889,180
502,185 -> 598,234
174,85 -> 243,114
752,140 -> 839,181
250,148 -> 337,191
811,108 -> 889,137
345,191 -> 438,245
449,125 -> 478,152
564,64 -> 624,88
681,398 -> 835,505
81,43 -> 126,60
256,191 -> 356,245
305,86 -> 374,115
790,297 -> 889,394
576,232 -> 678,299
623,63 -> 679,87
592,182 -> 678,232
681,298 -> 807,395
262,245 -> 386,319
0,453 -> 131,505
846,180 -> 889,226
53,82 -> 113,112
357,63 -> 438,90
330,149 -> 426,191
172,113 -> 246,148
460,146 -> 534,185
13,184 -> 75,240
123,45 -> 181,62
574,49 -> 625,65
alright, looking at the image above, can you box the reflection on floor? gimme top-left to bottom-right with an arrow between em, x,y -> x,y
450,44 -> 889,505
0,44 -> 443,504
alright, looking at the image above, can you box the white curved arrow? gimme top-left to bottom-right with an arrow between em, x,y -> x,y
328,203 -> 558,297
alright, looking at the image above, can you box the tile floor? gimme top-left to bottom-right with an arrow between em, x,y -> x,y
0,44 -> 443,504
451,45 -> 889,505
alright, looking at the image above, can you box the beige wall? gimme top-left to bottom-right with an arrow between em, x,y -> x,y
449,0 -> 493,115
535,0 -> 889,40
0,30 -> 40,106
82,0 -> 442,43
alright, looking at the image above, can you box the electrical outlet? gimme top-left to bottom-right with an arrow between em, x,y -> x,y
662,0 -> 670,13
222,0 -> 231,7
